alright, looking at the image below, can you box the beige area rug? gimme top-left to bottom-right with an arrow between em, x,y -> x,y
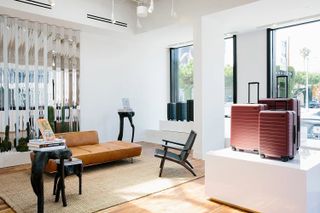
0,143 -> 204,213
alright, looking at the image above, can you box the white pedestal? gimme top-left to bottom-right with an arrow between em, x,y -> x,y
205,148 -> 320,213
159,120 -> 194,133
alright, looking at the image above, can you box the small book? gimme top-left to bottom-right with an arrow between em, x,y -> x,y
28,142 -> 65,148
28,145 -> 66,152
37,119 -> 55,141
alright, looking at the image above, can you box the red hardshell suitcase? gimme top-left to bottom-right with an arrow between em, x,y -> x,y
231,82 -> 267,152
231,104 -> 268,152
258,76 -> 300,149
259,110 -> 297,161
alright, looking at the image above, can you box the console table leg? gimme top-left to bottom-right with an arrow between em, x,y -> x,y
128,115 -> 135,142
37,182 -> 44,213
118,115 -> 124,141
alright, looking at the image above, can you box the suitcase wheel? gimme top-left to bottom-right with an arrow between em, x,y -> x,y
260,154 -> 266,159
281,156 -> 289,162
239,149 -> 244,152
231,147 -> 236,151
289,156 -> 294,160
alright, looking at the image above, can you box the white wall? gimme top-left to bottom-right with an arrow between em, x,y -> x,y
193,16 -> 226,159
80,24 -> 193,142
237,30 -> 267,103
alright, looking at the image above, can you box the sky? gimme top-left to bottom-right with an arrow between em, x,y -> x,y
224,21 -> 320,73
275,21 -> 320,73
224,37 -> 233,66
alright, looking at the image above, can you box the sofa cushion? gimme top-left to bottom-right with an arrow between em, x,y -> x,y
43,141 -> 142,173
76,142 -> 142,166
55,131 -> 99,147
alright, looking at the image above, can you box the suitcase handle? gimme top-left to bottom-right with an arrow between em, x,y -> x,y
274,100 -> 288,111
248,82 -> 260,104
276,75 -> 289,98
293,124 -> 296,145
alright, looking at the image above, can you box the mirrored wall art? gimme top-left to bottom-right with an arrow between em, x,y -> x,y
0,15 -> 80,152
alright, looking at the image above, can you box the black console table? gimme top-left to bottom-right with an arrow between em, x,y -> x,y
31,148 -> 72,213
117,111 -> 135,142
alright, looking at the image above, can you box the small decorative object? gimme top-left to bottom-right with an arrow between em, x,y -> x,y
38,119 -> 55,141
176,102 -> 187,121
48,106 -> 55,132
61,106 -> 70,133
119,98 -> 133,112
0,137 -> 3,152
187,100 -> 194,121
16,122 -> 30,152
2,125 -> 12,152
167,103 -> 176,120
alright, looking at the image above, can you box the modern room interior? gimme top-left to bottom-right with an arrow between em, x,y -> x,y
0,0 -> 320,212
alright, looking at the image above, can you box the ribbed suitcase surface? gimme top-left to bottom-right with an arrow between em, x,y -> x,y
259,111 -> 296,161
259,98 -> 300,149
231,104 -> 267,152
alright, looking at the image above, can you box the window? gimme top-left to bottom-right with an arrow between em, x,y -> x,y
268,20 -> 320,142
224,36 -> 237,144
224,36 -> 237,116
170,45 -> 194,103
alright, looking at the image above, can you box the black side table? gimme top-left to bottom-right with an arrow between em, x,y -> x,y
117,111 -> 135,142
31,148 -> 72,213
53,158 -> 83,206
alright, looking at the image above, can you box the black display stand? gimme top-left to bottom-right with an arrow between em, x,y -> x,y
117,111 -> 135,142
31,148 -> 72,213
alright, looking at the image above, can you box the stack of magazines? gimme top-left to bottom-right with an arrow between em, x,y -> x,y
28,138 -> 66,151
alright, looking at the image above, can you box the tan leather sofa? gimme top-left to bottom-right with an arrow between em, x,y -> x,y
41,131 -> 142,173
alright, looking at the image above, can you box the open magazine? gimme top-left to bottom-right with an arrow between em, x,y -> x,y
37,118 -> 55,141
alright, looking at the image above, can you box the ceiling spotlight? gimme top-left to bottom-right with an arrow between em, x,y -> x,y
48,0 -> 55,6
148,0 -> 154,13
137,5 -> 148,18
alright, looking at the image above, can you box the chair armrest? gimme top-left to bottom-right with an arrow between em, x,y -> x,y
162,144 -> 185,151
162,139 -> 185,146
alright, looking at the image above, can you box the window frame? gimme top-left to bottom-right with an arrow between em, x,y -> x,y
169,44 -> 193,103
169,36 -> 238,104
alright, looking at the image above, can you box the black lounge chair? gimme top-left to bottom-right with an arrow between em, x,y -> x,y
154,130 -> 197,177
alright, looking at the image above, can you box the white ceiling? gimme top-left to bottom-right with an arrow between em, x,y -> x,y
132,0 -> 257,33
205,0 -> 320,35
1,0 -> 320,36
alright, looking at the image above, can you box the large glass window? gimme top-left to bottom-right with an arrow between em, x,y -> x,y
170,45 -> 194,103
224,36 -> 237,116
269,21 -> 320,142
224,36 -> 237,145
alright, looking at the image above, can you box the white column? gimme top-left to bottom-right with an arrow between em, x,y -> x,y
193,16 -> 225,159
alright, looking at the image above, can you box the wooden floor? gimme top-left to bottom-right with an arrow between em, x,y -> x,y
0,143 -> 247,213
0,199 -> 14,213
102,177 -> 246,213
0,176 -> 246,213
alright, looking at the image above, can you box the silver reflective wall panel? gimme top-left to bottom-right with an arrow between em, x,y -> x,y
0,15 -> 80,144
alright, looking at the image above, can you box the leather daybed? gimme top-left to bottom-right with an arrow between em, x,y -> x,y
39,131 -> 142,173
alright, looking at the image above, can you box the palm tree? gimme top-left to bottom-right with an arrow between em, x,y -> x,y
300,47 -> 311,110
